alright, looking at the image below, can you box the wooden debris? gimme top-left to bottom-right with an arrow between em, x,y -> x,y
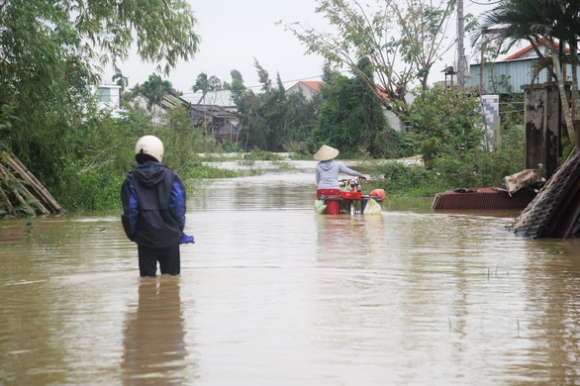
508,150 -> 580,238
0,148 -> 64,216
503,164 -> 546,196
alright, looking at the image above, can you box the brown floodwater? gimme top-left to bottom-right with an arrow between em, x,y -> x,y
1,161 -> 580,385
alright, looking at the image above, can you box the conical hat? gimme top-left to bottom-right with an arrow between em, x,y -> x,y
314,145 -> 339,161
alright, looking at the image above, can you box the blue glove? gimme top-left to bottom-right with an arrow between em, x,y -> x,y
179,233 -> 195,244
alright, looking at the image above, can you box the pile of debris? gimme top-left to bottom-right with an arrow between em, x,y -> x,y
0,148 -> 64,216
508,151 -> 580,238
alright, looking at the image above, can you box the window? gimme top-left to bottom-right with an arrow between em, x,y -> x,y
98,88 -> 111,102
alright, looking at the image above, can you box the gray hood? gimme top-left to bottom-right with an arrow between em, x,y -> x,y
318,160 -> 336,171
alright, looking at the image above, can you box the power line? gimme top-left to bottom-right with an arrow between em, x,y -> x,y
180,70 -> 352,95
468,0 -> 502,5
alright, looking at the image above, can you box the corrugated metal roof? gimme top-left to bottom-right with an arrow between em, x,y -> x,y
431,187 -> 536,210
190,104 -> 236,119
468,60 -> 580,93
182,90 -> 235,107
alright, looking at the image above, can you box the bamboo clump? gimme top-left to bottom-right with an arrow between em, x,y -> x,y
0,148 -> 64,216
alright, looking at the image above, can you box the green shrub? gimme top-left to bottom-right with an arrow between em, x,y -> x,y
369,161 -> 442,197
218,140 -> 243,153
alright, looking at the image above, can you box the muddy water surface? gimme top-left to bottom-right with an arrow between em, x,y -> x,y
1,161 -> 580,385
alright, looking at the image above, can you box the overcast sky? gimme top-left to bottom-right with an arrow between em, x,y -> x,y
108,0 -> 497,95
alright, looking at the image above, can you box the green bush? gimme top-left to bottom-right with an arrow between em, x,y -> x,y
55,162 -> 126,212
218,140 -> 243,153
374,85 -> 526,197
404,84 -> 484,169
10,104 -> 242,216
370,161 -> 441,197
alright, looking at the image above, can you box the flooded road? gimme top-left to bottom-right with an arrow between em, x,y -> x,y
1,161 -> 580,385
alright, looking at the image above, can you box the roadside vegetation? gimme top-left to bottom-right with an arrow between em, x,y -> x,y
365,84 -> 524,197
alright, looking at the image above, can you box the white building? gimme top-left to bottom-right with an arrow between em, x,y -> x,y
96,84 -> 123,118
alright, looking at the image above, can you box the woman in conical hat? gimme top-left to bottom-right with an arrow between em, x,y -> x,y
314,145 -> 366,197
313,144 -> 340,162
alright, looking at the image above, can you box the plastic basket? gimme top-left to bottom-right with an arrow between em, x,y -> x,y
325,196 -> 342,214
341,191 -> 362,200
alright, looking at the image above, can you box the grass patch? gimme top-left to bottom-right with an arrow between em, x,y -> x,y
185,164 -> 238,179
367,160 -> 450,198
272,160 -> 296,171
243,150 -> 284,161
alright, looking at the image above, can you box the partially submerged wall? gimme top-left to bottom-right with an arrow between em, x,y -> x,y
522,82 -> 568,179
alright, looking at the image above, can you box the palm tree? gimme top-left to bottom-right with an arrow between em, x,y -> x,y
555,1 -> 580,122
476,0 -> 580,150
192,72 -> 209,105
139,74 -> 177,109
112,71 -> 128,93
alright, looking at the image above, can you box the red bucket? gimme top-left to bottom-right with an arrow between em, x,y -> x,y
325,198 -> 342,215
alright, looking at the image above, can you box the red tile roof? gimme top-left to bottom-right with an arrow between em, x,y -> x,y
298,80 -> 323,92
376,84 -> 389,100
504,39 -> 567,61
287,80 -> 389,100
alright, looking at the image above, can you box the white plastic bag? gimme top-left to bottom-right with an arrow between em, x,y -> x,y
314,199 -> 327,214
363,198 -> 382,215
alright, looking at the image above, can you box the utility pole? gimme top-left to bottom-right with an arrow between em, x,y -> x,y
457,0 -> 466,92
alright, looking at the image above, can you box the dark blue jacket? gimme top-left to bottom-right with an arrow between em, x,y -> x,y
121,162 -> 186,248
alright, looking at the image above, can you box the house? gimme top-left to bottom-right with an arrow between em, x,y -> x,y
163,92 -> 239,143
375,84 -> 410,132
285,80 -> 323,101
97,84 -> 121,108
189,104 -> 239,143
96,84 -> 122,117
286,80 -> 408,132
183,90 -> 239,142
467,41 -> 580,94
183,89 -> 236,112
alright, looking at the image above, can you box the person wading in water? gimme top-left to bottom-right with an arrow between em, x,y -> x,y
121,135 -> 192,277
314,144 -> 366,199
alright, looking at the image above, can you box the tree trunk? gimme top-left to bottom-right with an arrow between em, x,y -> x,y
551,48 -> 577,149
570,42 -> 580,122
420,74 -> 428,102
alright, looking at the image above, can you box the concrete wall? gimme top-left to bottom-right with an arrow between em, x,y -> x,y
522,82 -> 568,177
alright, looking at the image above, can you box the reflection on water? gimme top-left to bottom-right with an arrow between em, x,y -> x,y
122,276 -> 191,385
1,162 -> 580,385
315,214 -> 388,266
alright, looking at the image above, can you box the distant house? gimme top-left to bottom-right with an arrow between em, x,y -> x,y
183,89 -> 236,112
96,84 -> 122,117
467,41 -> 580,94
375,84 -> 409,132
286,80 -> 408,132
189,104 -> 239,143
163,92 -> 240,143
286,80 -> 323,101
